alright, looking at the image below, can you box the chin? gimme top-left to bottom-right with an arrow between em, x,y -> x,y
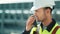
38,19 -> 44,22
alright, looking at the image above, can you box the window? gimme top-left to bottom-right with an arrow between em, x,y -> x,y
24,3 -> 29,9
56,10 -> 60,14
16,14 -> 21,20
10,10 -> 16,14
23,14 -> 28,20
0,10 -> 3,13
23,10 -> 29,20
4,13 -> 9,19
10,14 -> 14,19
0,13 -> 2,19
17,3 -> 22,9
5,10 -> 10,14
0,10 -> 3,19
23,10 -> 29,14
16,10 -> 22,14
11,4 -> 16,9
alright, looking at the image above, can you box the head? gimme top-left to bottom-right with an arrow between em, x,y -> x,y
34,7 -> 53,22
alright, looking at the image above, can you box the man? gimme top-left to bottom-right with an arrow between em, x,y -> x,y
23,0 -> 60,34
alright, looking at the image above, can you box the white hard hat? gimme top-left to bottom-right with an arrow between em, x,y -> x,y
31,0 -> 55,11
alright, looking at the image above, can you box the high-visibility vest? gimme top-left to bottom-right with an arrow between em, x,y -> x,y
30,23 -> 60,34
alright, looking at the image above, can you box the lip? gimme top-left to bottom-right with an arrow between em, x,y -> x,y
34,16 -> 38,20
31,15 -> 38,20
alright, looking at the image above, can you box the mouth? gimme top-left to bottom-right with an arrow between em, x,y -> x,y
31,15 -> 40,21
33,16 -> 39,21
31,15 -> 41,22
34,16 -> 41,22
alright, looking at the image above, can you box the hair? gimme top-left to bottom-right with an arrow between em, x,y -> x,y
44,6 -> 55,13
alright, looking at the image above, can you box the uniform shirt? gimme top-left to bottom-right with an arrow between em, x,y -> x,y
22,19 -> 59,34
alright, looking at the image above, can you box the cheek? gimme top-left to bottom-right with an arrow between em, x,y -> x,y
38,12 -> 44,17
37,12 -> 45,19
36,12 -> 42,19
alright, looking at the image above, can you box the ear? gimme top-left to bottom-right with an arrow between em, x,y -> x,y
45,9 -> 51,14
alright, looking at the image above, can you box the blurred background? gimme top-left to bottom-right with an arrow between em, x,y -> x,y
0,0 -> 60,34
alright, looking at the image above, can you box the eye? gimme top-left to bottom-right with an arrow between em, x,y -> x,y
35,10 -> 38,12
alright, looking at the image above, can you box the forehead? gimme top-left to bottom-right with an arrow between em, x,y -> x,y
35,8 -> 44,12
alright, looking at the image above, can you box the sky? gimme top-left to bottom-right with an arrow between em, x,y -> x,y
0,0 -> 59,4
0,0 -> 33,4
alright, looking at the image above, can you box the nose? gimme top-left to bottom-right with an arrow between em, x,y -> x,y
34,12 -> 37,17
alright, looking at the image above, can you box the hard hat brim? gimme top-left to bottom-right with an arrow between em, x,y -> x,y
30,6 -> 41,11
30,6 -> 53,11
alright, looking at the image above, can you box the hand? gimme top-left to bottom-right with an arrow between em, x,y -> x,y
26,15 -> 35,31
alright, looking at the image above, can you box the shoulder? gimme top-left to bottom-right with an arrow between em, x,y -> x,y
56,27 -> 60,34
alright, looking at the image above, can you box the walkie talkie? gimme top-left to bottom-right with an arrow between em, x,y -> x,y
33,20 -> 37,27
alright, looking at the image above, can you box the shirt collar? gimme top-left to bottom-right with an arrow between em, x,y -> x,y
41,19 -> 56,32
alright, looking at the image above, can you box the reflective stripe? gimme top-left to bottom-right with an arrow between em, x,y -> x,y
56,28 -> 60,34
50,23 -> 58,33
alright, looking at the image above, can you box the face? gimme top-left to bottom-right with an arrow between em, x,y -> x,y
34,8 -> 47,22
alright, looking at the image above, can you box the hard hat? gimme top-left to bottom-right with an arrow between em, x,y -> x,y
31,0 -> 55,11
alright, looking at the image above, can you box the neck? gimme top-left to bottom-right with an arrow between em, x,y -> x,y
42,17 -> 52,26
